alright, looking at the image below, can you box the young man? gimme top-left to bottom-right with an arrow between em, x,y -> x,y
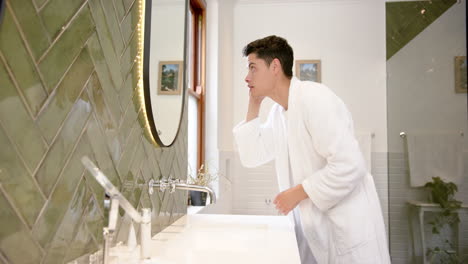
233,35 -> 391,264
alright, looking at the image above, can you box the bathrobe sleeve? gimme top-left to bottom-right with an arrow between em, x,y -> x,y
232,108 -> 276,168
300,86 -> 367,212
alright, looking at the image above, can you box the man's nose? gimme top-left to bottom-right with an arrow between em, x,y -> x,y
245,74 -> 250,83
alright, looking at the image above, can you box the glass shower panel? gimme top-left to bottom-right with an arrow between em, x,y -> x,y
386,0 -> 467,263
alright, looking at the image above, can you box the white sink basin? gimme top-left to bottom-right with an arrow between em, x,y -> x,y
145,214 -> 301,264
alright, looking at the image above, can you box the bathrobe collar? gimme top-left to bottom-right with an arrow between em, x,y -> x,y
280,76 -> 299,113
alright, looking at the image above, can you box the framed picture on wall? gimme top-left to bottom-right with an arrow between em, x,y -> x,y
455,56 -> 467,93
157,61 -> 183,95
296,60 -> 321,83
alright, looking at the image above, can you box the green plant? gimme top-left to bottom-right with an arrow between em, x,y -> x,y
187,162 -> 219,205
424,177 -> 462,263
187,163 -> 218,187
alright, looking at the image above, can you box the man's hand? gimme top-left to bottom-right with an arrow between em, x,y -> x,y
246,92 -> 265,122
273,184 -> 309,215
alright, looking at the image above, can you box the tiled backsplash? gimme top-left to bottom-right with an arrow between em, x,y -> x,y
0,0 -> 187,263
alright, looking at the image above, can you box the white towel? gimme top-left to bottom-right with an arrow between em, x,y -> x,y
355,131 -> 372,172
407,133 -> 464,187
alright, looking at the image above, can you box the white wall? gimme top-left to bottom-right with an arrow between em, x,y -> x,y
217,0 -> 236,153
201,0 -> 234,214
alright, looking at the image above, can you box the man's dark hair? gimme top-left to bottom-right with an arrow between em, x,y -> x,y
242,35 -> 294,79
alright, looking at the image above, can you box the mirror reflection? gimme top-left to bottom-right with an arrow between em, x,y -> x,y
144,0 -> 186,147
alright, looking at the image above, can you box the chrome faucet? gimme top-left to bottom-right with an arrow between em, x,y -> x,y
81,156 -> 152,263
148,178 -> 216,204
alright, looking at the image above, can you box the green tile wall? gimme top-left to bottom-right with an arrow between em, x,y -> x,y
0,0 -> 188,263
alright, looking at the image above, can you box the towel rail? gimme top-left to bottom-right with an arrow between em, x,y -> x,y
399,131 -> 464,138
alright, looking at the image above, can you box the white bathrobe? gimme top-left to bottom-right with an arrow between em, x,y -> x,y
233,77 -> 391,264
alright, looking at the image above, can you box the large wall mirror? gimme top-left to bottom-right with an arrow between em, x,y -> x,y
143,0 -> 187,147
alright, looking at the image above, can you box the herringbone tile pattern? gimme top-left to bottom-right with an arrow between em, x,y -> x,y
0,0 -> 187,263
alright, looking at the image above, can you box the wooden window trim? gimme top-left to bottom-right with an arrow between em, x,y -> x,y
189,0 -> 206,169
188,87 -> 201,100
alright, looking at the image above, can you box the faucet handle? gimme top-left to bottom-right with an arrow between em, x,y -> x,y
148,178 -> 185,195
148,179 -> 154,195
160,178 -> 170,192
168,178 -> 181,193
148,178 -> 172,194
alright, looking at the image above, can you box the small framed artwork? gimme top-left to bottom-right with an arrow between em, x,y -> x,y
296,60 -> 321,83
455,56 -> 467,93
157,61 -> 183,95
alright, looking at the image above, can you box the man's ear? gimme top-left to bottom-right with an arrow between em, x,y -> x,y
272,58 -> 282,74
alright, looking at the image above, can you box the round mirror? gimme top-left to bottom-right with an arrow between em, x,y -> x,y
143,0 -> 187,147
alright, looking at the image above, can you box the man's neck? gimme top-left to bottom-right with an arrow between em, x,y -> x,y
269,77 -> 291,110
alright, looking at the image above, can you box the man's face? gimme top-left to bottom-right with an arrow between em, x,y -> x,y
245,53 -> 275,97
